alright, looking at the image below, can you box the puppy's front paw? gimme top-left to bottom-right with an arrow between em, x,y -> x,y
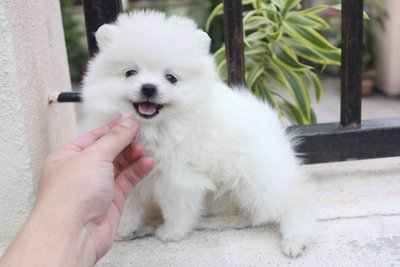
115,225 -> 155,241
155,224 -> 189,242
280,238 -> 308,258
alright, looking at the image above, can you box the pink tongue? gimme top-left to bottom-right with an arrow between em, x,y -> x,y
138,102 -> 157,115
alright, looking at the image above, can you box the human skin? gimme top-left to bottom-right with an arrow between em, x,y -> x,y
0,116 -> 155,267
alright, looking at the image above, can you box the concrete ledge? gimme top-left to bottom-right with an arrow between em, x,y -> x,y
97,215 -> 399,266
96,157 -> 400,266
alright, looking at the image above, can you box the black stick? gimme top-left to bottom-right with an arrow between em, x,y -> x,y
48,92 -> 82,104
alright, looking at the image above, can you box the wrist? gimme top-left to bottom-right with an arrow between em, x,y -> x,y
1,203 -> 97,267
31,203 -> 97,266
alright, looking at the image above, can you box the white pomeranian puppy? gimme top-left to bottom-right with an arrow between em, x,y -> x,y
82,11 -> 314,257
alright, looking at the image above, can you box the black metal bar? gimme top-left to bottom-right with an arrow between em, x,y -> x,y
223,0 -> 246,87
340,0 -> 364,127
288,118 -> 400,164
48,92 -> 82,104
57,92 -> 82,103
82,0 -> 122,57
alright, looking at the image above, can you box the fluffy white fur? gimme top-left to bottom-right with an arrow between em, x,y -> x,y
81,11 -> 314,257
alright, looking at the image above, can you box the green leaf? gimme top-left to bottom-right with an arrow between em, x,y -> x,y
272,0 -> 284,9
267,25 -> 282,42
246,63 -> 264,88
253,79 -> 266,99
270,62 -> 311,121
305,70 -> 323,102
307,14 -> 331,29
284,23 -> 338,52
244,15 -> 272,31
289,42 -> 341,65
271,43 -> 312,71
214,46 -> 226,65
295,5 -> 330,16
286,14 -> 330,30
216,60 -> 227,81
205,3 -> 223,31
282,100 -> 305,125
282,0 -> 301,17
270,9 -> 281,23
214,46 -> 227,81
252,0 -> 262,9
250,75 -> 284,119
244,7 -> 279,24
310,109 -> 317,124
264,71 -> 285,88
245,46 -> 267,56
281,68 -> 311,121
247,31 -> 266,43
260,82 -> 282,116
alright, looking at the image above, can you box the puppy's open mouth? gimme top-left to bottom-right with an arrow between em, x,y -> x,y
133,101 -> 164,119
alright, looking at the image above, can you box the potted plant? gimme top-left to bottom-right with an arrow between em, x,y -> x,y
207,0 -> 341,125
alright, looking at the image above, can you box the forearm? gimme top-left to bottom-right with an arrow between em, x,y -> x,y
0,205 -> 96,267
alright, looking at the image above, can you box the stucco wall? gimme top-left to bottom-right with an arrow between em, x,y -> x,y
0,0 -> 77,242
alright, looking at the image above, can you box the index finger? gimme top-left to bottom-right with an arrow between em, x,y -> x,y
67,118 -> 123,151
83,117 -> 139,161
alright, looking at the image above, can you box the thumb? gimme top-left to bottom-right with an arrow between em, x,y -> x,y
84,116 -> 139,161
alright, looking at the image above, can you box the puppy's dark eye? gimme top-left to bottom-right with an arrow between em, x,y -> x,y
125,70 -> 138,78
165,74 -> 178,84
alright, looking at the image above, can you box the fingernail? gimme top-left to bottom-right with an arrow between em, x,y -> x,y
120,116 -> 137,129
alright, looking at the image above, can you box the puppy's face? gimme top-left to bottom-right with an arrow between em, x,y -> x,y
114,60 -> 181,121
83,12 -> 216,124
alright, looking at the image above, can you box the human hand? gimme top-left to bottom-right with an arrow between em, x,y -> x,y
38,116 -> 154,261
0,117 -> 154,267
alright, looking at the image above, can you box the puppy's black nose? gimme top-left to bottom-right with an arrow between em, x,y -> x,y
141,83 -> 157,97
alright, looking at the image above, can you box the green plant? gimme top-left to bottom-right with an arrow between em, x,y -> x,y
207,0 -> 341,125
60,0 -> 88,81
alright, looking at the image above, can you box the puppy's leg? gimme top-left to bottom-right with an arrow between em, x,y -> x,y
154,167 -> 212,242
155,187 -> 206,242
116,186 -> 153,240
231,178 -> 281,226
278,175 -> 315,258
279,209 -> 314,258
232,175 -> 313,258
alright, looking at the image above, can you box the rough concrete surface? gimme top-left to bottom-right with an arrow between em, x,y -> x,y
1,157 -> 399,266
90,157 -> 400,267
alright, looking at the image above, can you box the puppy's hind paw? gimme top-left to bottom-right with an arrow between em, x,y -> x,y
280,238 -> 308,258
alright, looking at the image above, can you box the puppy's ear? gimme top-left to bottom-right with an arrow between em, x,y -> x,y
197,31 -> 211,53
95,24 -> 116,49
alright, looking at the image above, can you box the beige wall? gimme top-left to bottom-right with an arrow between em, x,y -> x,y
375,0 -> 400,96
0,0 -> 77,243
